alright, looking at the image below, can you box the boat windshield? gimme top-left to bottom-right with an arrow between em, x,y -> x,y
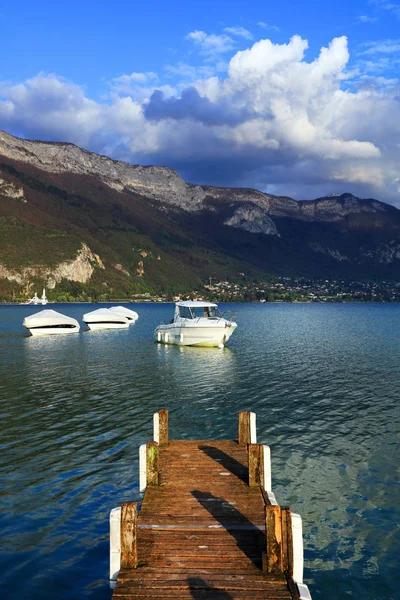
192,306 -> 218,319
178,305 -> 219,319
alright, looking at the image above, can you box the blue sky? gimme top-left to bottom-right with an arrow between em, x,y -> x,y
1,0 -> 400,204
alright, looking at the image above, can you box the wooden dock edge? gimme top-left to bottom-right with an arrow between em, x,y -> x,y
109,409 -> 312,600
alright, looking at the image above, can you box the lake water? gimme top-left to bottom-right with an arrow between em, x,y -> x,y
0,302 -> 399,599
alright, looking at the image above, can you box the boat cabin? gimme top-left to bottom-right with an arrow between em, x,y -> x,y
174,301 -> 219,321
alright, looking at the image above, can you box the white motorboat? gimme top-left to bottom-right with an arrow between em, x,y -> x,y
23,309 -> 80,336
154,301 -> 237,348
83,308 -> 129,330
25,287 -> 48,305
26,292 -> 39,305
108,306 -> 138,322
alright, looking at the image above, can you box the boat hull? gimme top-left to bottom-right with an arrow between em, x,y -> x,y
27,325 -> 80,336
154,323 -> 237,347
85,322 -> 129,330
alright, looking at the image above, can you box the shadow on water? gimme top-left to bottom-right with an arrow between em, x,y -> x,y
191,490 -> 263,568
187,577 -> 233,599
198,445 -> 248,483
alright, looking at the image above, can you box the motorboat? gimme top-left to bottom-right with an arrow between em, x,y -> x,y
154,301 -> 237,348
25,287 -> 48,305
83,308 -> 129,330
108,306 -> 138,322
26,292 -> 39,305
23,309 -> 80,336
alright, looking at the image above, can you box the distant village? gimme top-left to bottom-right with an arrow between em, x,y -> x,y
142,278 -> 400,304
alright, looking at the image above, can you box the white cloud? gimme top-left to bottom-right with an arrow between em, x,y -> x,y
185,30 -> 235,56
357,15 -> 379,23
358,39 -> 400,55
370,0 -> 400,20
109,71 -> 170,102
114,72 -> 158,85
257,22 -> 280,32
1,34 -> 400,205
164,63 -> 219,81
224,26 -> 253,40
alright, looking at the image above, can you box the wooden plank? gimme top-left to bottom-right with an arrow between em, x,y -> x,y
120,502 -> 138,569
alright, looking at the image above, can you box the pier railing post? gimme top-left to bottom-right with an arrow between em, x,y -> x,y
238,411 -> 250,443
248,443 -> 264,487
146,441 -> 159,486
154,409 -> 169,446
282,507 -> 294,578
238,411 -> 257,444
265,505 -> 282,574
264,505 -> 294,576
120,502 -> 138,569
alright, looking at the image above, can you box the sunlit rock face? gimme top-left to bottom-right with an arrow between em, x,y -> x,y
0,243 -> 104,288
224,205 -> 279,236
0,177 -> 26,202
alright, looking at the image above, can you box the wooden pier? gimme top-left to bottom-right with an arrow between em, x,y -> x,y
110,411 -> 311,599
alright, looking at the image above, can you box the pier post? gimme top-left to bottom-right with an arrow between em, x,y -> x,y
238,411 -> 257,443
110,506 -> 121,582
248,443 -> 264,487
263,445 -> 272,492
139,444 -> 147,492
264,505 -> 294,575
154,409 -> 169,446
146,441 -> 159,486
120,502 -> 138,569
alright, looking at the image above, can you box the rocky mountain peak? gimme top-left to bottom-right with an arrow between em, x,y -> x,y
0,130 -> 206,211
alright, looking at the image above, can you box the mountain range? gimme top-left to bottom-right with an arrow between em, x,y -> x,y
0,130 -> 399,300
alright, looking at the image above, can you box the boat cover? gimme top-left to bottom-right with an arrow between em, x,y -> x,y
23,309 -> 78,327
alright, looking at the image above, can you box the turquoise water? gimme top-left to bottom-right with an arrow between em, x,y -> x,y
0,303 -> 399,599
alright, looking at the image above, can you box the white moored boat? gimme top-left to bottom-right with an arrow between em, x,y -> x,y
83,308 -> 129,330
26,292 -> 39,305
108,306 -> 138,323
23,309 -> 80,336
154,301 -> 237,348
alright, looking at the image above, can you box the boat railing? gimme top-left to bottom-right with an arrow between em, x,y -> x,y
220,309 -> 238,323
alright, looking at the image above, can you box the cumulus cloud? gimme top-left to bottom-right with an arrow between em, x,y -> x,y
1,34 -> 400,205
109,71 -> 176,103
0,75 -> 104,146
144,87 -> 254,126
